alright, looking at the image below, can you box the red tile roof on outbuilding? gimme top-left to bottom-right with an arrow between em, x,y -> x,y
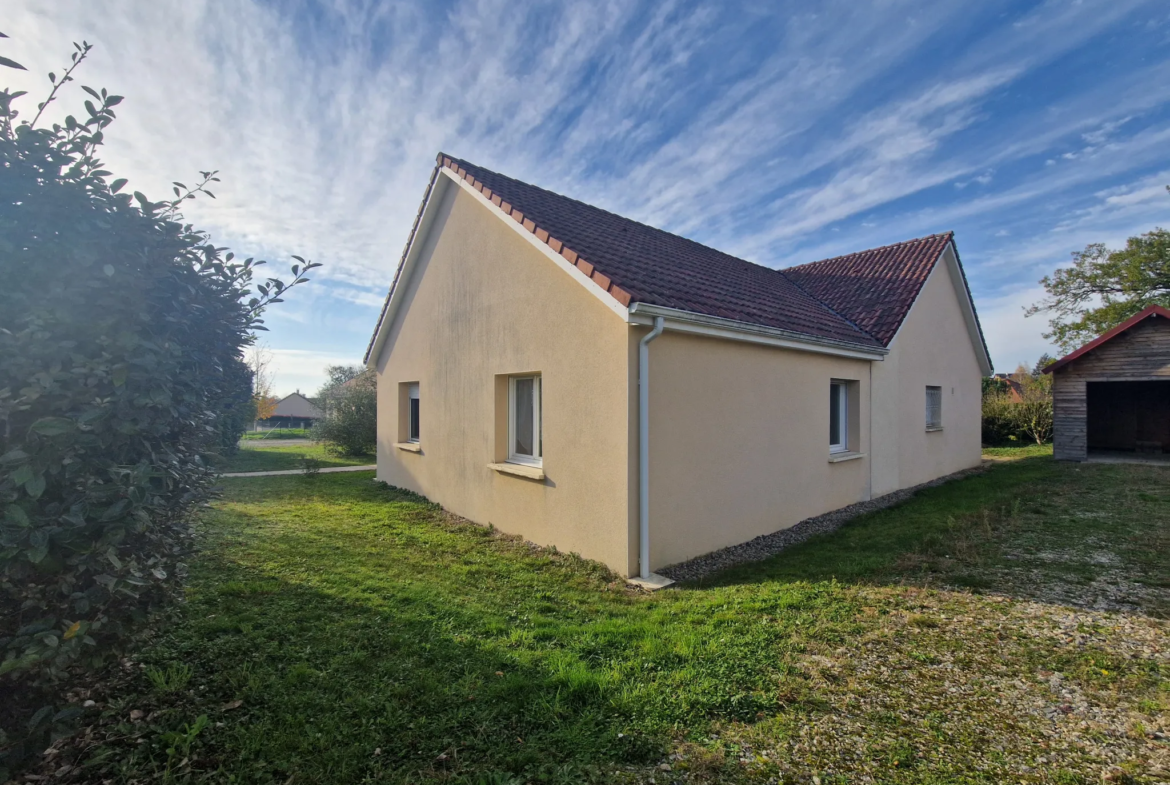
366,153 -> 986,362
1042,305 -> 1170,374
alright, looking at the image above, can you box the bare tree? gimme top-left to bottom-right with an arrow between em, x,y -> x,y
248,343 -> 277,423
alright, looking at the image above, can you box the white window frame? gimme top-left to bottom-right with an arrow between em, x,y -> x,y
407,383 -> 420,443
925,385 -> 942,430
508,375 -> 542,467
830,380 -> 848,454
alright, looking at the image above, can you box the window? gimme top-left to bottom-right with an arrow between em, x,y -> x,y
926,385 -> 942,430
830,381 -> 848,453
509,375 -> 542,466
408,383 -> 420,442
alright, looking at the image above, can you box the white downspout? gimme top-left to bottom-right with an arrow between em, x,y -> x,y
639,316 -> 665,580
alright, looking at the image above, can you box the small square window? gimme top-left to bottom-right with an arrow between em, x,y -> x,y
408,383 -> 420,442
509,375 -> 542,466
830,381 -> 848,453
926,385 -> 942,430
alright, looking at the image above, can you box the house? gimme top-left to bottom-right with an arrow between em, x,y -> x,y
990,373 -> 1025,402
263,391 -> 323,429
1043,305 -> 1170,461
364,154 -> 992,583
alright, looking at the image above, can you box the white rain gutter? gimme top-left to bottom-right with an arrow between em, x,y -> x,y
627,302 -> 887,361
638,316 -> 666,582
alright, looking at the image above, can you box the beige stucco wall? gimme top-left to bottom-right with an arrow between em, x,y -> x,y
642,248 -> 984,571
643,331 -> 873,571
870,248 -> 985,494
373,181 -> 633,574
374,185 -> 984,576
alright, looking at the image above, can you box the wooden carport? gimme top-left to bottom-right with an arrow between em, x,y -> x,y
1043,305 -> 1170,462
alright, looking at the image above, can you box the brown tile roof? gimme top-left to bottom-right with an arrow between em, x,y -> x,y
438,155 -> 880,347
367,153 -> 978,361
783,233 -> 955,346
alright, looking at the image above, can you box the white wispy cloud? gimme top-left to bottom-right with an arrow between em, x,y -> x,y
5,0 -> 1169,387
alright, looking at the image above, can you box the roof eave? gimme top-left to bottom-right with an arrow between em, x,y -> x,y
628,302 -> 888,360
366,158 -> 638,368
364,160 -> 445,367
884,237 -> 993,376
1043,304 -> 1170,374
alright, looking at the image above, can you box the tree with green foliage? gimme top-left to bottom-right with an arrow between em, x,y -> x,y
1031,353 -> 1056,375
1026,216 -> 1170,352
312,365 -> 376,456
0,40 -> 318,771
981,361 -> 1053,446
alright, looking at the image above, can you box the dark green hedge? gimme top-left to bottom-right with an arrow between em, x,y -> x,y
0,44 -> 315,773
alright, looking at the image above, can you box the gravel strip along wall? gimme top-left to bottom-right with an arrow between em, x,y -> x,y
658,463 -> 991,584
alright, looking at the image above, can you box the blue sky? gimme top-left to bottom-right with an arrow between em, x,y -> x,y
9,0 -> 1170,395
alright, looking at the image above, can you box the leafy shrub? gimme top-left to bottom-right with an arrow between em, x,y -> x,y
981,395 -> 1021,445
0,42 -> 317,771
311,366 -> 376,456
981,368 -> 1053,446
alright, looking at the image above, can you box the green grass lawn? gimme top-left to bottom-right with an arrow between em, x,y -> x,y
240,428 -> 312,441
216,443 -> 373,473
981,442 -> 1054,460
72,453 -> 1168,784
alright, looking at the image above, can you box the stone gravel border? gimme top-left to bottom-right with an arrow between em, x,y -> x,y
659,462 -> 991,583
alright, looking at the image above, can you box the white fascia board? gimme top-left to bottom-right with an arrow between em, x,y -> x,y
886,242 -> 992,376
443,170 -> 632,322
628,303 -> 888,361
942,244 -> 994,376
366,173 -> 453,369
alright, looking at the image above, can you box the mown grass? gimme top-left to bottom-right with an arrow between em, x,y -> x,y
216,443 -> 373,473
73,453 -> 1168,784
981,442 -> 1053,460
240,428 -> 312,441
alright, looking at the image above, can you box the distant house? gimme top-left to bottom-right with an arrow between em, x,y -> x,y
1043,305 -> 1170,461
262,392 -> 323,429
991,373 -> 1025,402
364,154 -> 991,584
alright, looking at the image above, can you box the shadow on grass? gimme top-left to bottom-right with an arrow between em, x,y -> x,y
82,466 -> 1170,783
107,476 -> 844,783
106,560 -> 655,783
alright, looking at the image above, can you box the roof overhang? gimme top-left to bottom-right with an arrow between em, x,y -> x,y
366,156 -> 968,369
943,242 -> 994,377
365,163 -> 633,368
628,302 -> 889,361
364,162 -> 445,368
887,239 -> 993,376
1043,304 -> 1170,374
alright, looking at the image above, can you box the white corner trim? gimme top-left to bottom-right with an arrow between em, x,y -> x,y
442,170 -> 631,322
366,173 -> 454,369
628,303 -> 888,361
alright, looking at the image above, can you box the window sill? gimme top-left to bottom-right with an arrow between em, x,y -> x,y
396,442 -> 422,453
488,462 -> 545,481
925,426 -> 944,433
828,451 -> 866,463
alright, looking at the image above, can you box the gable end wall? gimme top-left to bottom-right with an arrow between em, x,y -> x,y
373,184 -> 633,573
